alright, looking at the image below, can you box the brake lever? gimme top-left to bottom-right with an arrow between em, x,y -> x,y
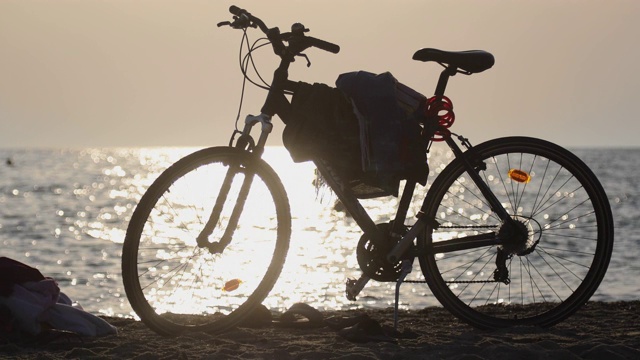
217,14 -> 256,30
291,23 -> 309,34
298,53 -> 311,67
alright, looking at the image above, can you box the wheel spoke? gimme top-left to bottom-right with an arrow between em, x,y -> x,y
420,137 -> 613,329
122,148 -> 290,335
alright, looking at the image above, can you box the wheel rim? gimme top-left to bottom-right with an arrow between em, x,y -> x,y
420,138 -> 613,328
123,149 -> 290,333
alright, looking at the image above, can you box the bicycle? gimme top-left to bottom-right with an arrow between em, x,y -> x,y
122,6 -> 614,336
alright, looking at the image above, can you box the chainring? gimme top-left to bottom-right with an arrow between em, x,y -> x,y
356,222 -> 405,282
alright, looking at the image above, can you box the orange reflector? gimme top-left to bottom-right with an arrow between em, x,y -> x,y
508,169 -> 531,183
222,279 -> 242,292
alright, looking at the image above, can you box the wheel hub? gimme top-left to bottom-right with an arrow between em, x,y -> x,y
498,216 -> 537,256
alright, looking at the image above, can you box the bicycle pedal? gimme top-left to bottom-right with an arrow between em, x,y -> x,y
345,275 -> 370,301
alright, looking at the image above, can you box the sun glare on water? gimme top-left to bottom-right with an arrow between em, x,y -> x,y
130,146 -> 399,318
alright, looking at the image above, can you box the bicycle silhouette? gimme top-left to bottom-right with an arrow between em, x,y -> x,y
122,6 -> 614,335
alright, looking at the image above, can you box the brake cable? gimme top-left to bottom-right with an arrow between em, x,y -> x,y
232,29 -> 273,133
241,37 -> 272,89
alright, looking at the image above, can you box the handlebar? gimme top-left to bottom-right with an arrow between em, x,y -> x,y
303,36 -> 340,54
228,5 -> 269,33
222,5 -> 340,56
228,5 -> 243,16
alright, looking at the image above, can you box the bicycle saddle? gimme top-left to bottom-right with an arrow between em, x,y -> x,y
412,48 -> 495,74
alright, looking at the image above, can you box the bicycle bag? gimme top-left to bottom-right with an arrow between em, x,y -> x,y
336,71 -> 429,196
283,73 -> 429,199
283,81 -> 362,177
284,81 -> 391,199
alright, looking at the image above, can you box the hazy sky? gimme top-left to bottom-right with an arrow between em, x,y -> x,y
1,0 -> 639,149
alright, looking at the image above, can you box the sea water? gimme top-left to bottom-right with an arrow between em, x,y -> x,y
0,146 -> 638,318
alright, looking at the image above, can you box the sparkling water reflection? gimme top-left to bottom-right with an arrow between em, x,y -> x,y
0,146 -> 636,318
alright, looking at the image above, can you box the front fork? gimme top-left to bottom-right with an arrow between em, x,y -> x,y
230,113 -> 275,155
196,114 -> 273,253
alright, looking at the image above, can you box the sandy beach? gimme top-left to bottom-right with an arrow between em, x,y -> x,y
1,301 -> 639,359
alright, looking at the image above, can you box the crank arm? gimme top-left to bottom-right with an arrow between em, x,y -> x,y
345,275 -> 370,301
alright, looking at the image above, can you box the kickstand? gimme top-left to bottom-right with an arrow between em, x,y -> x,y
393,259 -> 414,330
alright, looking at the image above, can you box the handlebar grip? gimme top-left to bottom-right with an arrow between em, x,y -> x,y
309,37 -> 340,54
229,5 -> 244,16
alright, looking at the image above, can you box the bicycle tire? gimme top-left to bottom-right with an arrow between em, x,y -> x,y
122,147 -> 291,335
418,137 -> 613,329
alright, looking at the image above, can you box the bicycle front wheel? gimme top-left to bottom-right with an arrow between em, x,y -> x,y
122,147 -> 291,335
419,137 -> 613,329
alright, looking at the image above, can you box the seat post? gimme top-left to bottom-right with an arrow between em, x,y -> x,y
434,65 -> 458,97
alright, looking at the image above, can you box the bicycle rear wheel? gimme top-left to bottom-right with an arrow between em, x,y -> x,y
419,137 -> 613,329
122,147 -> 291,335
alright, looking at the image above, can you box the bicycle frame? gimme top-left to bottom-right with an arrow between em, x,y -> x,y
124,7 -> 614,335
201,10 -> 516,293
221,59 -> 512,267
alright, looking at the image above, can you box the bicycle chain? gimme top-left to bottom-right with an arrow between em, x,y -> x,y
402,279 -> 498,284
437,225 -> 499,229
401,224 -> 501,284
